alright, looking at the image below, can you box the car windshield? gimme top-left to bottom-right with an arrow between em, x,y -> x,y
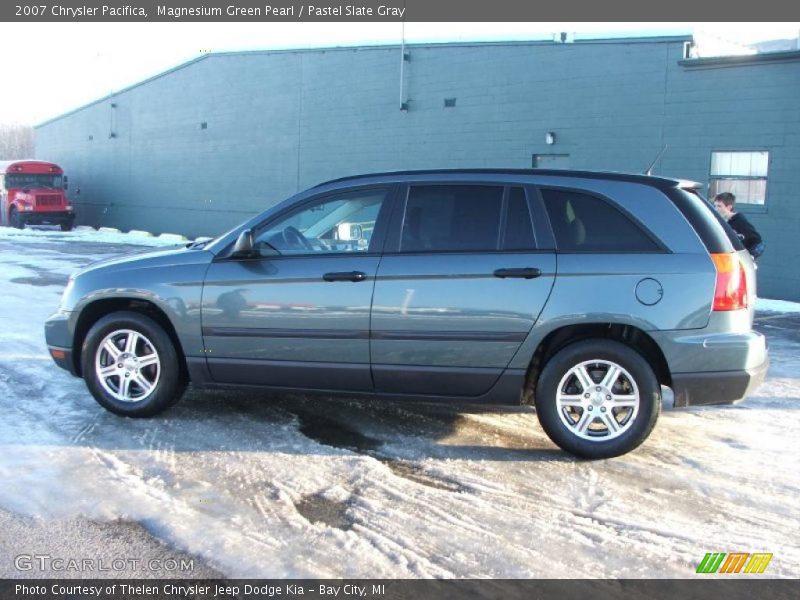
5,173 -> 63,190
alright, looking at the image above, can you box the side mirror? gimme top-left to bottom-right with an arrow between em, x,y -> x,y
337,222 -> 363,241
63,175 -> 69,191
230,229 -> 254,258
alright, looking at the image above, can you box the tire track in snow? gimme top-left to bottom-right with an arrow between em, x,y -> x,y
81,445 -> 336,577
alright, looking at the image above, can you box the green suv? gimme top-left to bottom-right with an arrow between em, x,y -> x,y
45,169 -> 768,458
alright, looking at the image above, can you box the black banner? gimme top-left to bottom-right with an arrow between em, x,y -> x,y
3,0 -> 799,22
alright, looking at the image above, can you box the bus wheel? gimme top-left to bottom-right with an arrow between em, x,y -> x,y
9,208 -> 24,229
61,221 -> 74,232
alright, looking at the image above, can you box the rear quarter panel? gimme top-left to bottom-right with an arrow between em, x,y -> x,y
508,177 -> 718,370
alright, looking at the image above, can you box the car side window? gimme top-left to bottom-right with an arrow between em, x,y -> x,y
254,189 -> 387,256
540,188 -> 660,252
401,185 -> 503,252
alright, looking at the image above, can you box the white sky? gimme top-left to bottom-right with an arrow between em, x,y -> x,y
0,21 -> 798,125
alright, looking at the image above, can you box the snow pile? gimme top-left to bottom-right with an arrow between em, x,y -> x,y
756,297 -> 800,313
0,225 -> 190,247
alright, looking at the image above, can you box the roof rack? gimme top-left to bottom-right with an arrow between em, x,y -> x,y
315,168 -> 684,190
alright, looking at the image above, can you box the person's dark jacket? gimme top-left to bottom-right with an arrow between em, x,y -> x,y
728,212 -> 762,255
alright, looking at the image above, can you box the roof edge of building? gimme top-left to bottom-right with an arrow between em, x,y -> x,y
209,34 -> 694,58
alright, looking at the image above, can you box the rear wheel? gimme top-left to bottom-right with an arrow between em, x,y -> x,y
9,208 -> 24,229
534,339 -> 661,459
81,311 -> 186,417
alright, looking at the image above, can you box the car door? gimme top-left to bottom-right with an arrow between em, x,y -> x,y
370,183 -> 556,396
201,185 -> 394,392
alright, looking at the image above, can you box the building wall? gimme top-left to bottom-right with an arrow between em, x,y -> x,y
660,56 -> 800,302
35,39 -> 800,300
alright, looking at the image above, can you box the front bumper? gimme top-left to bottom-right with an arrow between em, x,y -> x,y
45,310 -> 79,376
671,358 -> 769,407
22,210 -> 75,225
47,345 -> 77,376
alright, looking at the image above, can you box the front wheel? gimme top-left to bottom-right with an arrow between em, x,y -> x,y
60,221 -> 74,232
534,339 -> 661,459
81,311 -> 186,417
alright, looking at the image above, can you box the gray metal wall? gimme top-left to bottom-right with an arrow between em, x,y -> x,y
35,38 -> 800,301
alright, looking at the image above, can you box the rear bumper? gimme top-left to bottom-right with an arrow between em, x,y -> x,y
653,324 -> 768,407
671,358 -> 769,407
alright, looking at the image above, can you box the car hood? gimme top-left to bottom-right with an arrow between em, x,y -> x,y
75,244 -> 213,276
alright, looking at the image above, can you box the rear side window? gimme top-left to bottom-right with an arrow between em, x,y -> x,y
541,188 -> 660,252
401,185 -> 503,252
667,187 -> 740,253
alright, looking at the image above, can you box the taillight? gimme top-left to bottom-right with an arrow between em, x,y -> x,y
711,253 -> 748,311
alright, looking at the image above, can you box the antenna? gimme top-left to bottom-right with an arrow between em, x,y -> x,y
644,145 -> 668,175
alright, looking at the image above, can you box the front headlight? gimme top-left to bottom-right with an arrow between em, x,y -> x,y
22,205 -> 34,212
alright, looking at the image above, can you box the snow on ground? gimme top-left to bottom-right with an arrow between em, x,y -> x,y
0,225 -> 798,578
757,297 -> 800,314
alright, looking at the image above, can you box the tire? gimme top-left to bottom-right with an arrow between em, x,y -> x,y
534,339 -> 661,459
9,208 -> 24,229
60,221 -> 74,232
81,311 -> 186,417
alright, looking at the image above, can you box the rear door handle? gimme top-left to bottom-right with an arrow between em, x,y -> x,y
323,271 -> 368,282
493,267 -> 542,279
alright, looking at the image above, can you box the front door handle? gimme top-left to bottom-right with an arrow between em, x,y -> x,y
493,267 -> 542,279
323,271 -> 368,282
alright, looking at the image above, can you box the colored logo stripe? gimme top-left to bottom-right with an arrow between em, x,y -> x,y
720,553 -> 749,573
744,553 -> 773,574
697,552 -> 773,574
697,553 -> 726,573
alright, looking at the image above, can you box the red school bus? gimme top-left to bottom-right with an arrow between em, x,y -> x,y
0,160 -> 75,231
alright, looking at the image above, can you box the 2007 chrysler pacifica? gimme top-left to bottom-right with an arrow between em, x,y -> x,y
45,169 -> 768,458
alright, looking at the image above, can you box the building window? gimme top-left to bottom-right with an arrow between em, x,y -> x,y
709,151 -> 769,205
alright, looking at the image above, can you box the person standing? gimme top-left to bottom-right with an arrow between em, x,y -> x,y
713,192 -> 765,259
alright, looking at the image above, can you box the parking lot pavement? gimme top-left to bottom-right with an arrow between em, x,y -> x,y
0,227 -> 798,578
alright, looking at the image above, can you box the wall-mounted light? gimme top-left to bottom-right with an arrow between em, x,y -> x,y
545,131 -> 556,145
